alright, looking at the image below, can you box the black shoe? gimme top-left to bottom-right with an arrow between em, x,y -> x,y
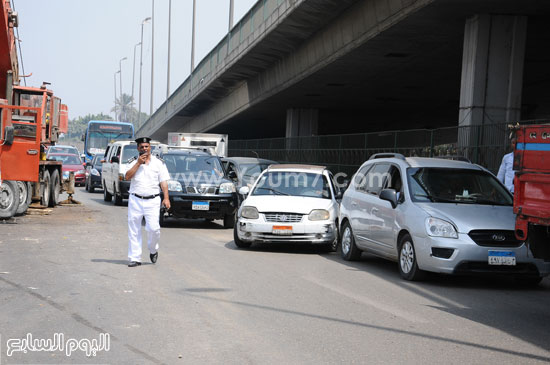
150,252 -> 158,264
128,261 -> 142,267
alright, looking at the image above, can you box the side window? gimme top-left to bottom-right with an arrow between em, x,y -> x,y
355,164 -> 373,192
387,165 -> 404,201
115,146 -> 121,158
104,145 -> 111,160
327,171 -> 337,195
222,161 -> 229,170
365,163 -> 390,196
228,163 -> 238,176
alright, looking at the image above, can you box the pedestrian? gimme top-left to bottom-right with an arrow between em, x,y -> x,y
497,135 -> 516,194
124,137 -> 171,267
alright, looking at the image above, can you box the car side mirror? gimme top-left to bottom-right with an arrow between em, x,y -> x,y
239,186 -> 250,197
3,126 -> 14,145
379,188 -> 398,209
228,170 -> 237,180
111,156 -> 119,163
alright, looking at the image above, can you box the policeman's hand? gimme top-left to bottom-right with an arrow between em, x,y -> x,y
138,152 -> 148,165
162,198 -> 171,211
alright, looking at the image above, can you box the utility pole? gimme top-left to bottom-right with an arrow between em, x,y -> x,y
191,0 -> 196,73
229,0 -> 234,31
150,0 -> 155,115
138,17 -> 151,127
166,0 -> 172,99
132,42 -> 141,105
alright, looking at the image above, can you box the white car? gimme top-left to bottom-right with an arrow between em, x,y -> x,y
234,164 -> 342,250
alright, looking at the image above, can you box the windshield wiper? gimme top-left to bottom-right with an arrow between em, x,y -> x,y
414,194 -> 460,203
255,187 -> 289,196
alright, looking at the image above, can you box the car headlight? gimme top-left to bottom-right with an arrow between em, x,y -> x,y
308,209 -> 330,221
241,206 -> 259,219
77,169 -> 86,175
425,217 -> 458,238
91,168 -> 100,176
219,182 -> 236,194
167,180 -> 182,192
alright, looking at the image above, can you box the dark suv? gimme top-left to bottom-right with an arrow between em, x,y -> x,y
156,149 -> 239,228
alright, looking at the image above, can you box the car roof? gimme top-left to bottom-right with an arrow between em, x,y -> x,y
48,152 -> 79,156
160,150 -> 212,157
267,164 -> 326,172
405,157 -> 482,170
222,157 -> 277,164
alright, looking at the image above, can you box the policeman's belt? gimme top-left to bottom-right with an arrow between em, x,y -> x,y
131,193 -> 160,199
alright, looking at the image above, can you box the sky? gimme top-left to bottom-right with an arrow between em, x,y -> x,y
14,0 -> 258,120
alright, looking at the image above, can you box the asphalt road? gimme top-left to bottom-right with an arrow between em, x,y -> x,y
1,187 -> 549,364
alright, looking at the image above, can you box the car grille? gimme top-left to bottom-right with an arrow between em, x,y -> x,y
186,186 -> 217,194
264,213 -> 303,223
468,230 -> 522,248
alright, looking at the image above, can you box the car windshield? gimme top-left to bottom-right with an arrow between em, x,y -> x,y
239,163 -> 273,182
92,156 -> 103,167
50,155 -> 82,165
407,167 -> 512,205
163,155 -> 224,177
252,171 -> 331,199
121,145 -> 139,162
48,146 -> 78,155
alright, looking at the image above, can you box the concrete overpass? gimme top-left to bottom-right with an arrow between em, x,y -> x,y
137,0 -> 550,142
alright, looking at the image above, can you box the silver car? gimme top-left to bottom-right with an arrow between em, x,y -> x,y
339,153 -> 550,284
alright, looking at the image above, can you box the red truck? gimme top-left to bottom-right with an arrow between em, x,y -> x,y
0,1 -> 69,219
513,124 -> 550,260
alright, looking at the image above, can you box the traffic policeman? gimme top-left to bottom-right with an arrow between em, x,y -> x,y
125,137 -> 171,267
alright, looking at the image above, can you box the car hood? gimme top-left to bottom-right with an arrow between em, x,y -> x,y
174,174 -> 231,186
243,195 -> 334,214
416,203 -> 515,233
63,164 -> 85,172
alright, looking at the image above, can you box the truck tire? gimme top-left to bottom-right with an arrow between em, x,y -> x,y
40,170 -> 51,207
49,170 -> 61,207
0,180 -> 19,219
15,181 -> 32,216
103,180 -> 112,202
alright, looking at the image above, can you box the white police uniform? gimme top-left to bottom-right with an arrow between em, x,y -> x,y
127,155 -> 170,262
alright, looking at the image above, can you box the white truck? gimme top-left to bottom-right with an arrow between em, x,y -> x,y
167,133 -> 228,157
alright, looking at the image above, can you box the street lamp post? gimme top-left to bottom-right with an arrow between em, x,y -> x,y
138,16 -> 151,127
166,0 -> 171,99
150,0 -> 155,115
191,0 -> 196,73
229,0 -> 234,31
119,57 -> 127,121
132,42 -> 141,105
114,71 -> 120,120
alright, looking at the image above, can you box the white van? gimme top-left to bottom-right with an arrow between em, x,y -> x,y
101,140 -> 159,205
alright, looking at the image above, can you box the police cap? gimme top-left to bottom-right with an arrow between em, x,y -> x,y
135,136 -> 152,145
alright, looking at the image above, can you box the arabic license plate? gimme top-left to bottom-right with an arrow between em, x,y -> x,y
192,201 -> 209,211
272,225 -> 292,235
488,250 -> 516,266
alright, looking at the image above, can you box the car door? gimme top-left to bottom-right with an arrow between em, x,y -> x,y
374,164 -> 402,256
348,164 -> 373,250
359,163 -> 391,254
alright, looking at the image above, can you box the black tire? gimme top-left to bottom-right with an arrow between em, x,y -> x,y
103,181 -> 112,202
0,180 -> 19,219
223,213 -> 235,229
49,170 -> 61,207
514,276 -> 543,287
40,170 -> 51,207
15,181 -> 32,216
159,209 -> 166,227
88,181 -> 95,194
114,184 -> 123,206
233,224 -> 251,248
340,221 -> 362,261
398,234 -> 425,281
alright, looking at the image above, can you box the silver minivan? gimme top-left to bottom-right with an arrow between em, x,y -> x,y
339,154 -> 550,284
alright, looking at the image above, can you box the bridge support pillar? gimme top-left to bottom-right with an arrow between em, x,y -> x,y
285,108 -> 318,138
458,14 -> 527,162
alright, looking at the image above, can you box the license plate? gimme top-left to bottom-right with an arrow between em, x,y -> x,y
272,225 -> 292,235
488,250 -> 516,266
192,201 -> 209,211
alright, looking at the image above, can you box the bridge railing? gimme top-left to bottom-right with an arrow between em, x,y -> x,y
139,0 -> 297,134
229,122 -> 534,175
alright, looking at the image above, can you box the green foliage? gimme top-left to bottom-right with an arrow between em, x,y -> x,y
111,93 -> 147,125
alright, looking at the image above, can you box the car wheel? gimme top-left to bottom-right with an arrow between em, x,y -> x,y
49,170 -> 61,207
514,276 -> 543,287
40,170 -> 51,207
0,180 -> 19,219
114,184 -> 123,206
340,221 -> 362,261
223,213 -> 235,229
398,234 -> 425,281
233,224 -> 251,248
89,182 -> 95,194
103,181 -> 112,202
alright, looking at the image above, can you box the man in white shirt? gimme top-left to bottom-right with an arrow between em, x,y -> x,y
497,137 -> 516,194
125,137 -> 171,267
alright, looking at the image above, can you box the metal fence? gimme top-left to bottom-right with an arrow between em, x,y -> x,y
229,123 -> 517,176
